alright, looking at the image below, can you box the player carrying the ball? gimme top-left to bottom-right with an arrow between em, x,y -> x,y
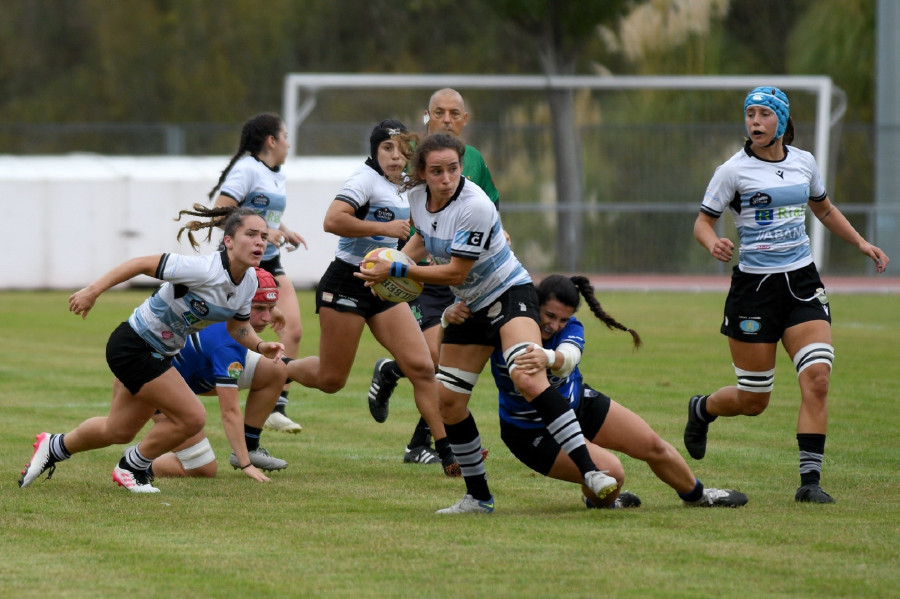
284,119 -> 459,476
357,133 -> 619,514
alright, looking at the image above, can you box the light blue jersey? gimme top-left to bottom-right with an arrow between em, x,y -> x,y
493,317 -> 586,429
128,252 -> 256,356
701,143 -> 827,274
408,178 -> 530,311
333,162 -> 410,265
219,155 -> 287,261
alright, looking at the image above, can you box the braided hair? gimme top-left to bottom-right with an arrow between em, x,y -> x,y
175,204 -> 261,250
208,113 -> 284,201
536,274 -> 641,348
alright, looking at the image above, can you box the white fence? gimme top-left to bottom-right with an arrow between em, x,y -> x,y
0,155 -> 362,290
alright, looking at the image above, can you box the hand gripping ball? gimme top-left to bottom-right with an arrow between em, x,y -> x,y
363,248 -> 424,303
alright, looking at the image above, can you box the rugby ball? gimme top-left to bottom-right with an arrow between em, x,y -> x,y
363,248 -> 423,303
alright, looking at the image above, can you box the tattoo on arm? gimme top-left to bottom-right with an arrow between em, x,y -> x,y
234,326 -> 250,340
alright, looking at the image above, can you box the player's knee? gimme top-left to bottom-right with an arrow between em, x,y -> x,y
107,428 -> 139,445
509,370 -> 545,399
180,409 -> 206,436
280,322 -> 302,347
741,393 -> 770,416
644,433 -> 674,462
317,376 -> 347,394
401,356 -> 436,383
801,364 -> 831,399
262,360 -> 288,389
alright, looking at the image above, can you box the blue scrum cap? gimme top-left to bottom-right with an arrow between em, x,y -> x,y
744,86 -> 790,140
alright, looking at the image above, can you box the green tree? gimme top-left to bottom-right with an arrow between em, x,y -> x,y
482,0 -> 637,268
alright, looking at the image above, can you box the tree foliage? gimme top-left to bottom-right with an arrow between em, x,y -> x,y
0,0 -> 877,125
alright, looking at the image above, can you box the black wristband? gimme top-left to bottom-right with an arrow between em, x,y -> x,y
255,341 -> 262,353
239,463 -> 252,470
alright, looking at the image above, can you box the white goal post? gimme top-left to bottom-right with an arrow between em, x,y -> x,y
283,73 -> 845,267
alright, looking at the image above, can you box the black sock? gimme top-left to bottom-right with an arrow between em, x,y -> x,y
245,425 -> 262,452
273,391 -> 289,414
530,387 -> 596,476
445,413 -> 490,501
697,395 -> 717,423
797,433 -> 826,487
49,433 -> 71,462
382,359 -> 405,382
121,445 -> 153,472
434,436 -> 452,462
408,417 -> 432,448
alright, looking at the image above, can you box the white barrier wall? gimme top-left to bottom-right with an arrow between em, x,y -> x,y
0,155 -> 364,289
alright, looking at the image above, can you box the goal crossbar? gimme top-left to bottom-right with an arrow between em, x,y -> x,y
283,73 -> 843,266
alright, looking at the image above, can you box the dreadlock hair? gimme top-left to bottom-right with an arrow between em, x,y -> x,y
208,113 -> 284,201
536,274 -> 641,349
175,204 -> 261,250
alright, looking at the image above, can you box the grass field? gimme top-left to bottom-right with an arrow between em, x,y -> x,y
1,289 -> 897,598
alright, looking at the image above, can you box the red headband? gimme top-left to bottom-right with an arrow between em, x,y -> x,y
253,267 -> 278,304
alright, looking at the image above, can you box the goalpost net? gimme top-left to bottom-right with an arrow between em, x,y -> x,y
282,74 -> 845,275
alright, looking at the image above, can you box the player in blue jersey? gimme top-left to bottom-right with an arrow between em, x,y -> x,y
475,274 -> 747,509
148,267 -> 289,482
684,87 -> 890,504
368,88 -> 502,466
18,207 -> 285,493
358,133 -> 619,514
284,120 -> 458,475
212,113 -> 306,434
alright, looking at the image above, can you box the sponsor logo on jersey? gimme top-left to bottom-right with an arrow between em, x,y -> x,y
755,224 -> 805,242
749,192 -> 772,207
739,319 -> 761,333
487,301 -> 502,319
777,206 -> 806,219
466,231 -> 484,247
755,209 -> 774,225
190,299 -> 210,317
321,292 -> 334,303
775,170 -> 785,179
250,194 -> 270,207
182,312 -> 201,326
227,362 -> 244,379
374,207 -> 395,222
